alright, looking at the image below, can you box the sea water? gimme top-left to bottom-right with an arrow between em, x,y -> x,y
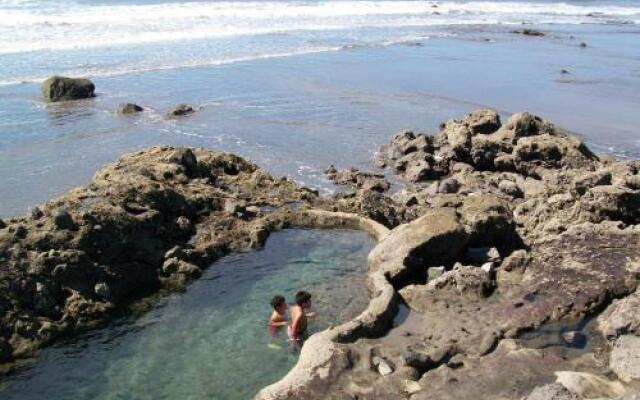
0,0 -> 639,217
0,229 -> 374,400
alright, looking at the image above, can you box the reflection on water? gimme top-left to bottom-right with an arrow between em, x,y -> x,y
0,229 -> 373,400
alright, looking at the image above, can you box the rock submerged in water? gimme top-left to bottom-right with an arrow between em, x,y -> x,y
168,104 -> 195,117
42,76 -> 95,102
117,103 -> 144,114
512,28 -> 546,37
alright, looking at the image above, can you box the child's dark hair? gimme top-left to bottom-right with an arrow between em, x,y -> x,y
271,295 -> 286,310
295,290 -> 312,306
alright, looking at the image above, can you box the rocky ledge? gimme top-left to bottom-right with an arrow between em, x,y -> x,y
1,110 -> 640,400
0,146 -> 321,367
257,110 -> 640,400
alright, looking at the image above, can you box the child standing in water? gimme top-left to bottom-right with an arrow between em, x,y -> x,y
288,291 -> 317,349
268,295 -> 288,339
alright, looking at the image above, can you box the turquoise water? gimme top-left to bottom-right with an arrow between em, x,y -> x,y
0,229 -> 374,400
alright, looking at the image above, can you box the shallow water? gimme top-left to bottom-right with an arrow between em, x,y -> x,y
0,0 -> 639,218
0,229 -> 374,400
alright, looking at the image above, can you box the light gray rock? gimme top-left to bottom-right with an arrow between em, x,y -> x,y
561,331 -> 585,347
524,383 -> 581,400
614,392 -> 640,400
555,371 -> 625,399
499,180 -> 523,198
372,356 -> 394,376
428,266 -> 445,281
368,207 -> 468,279
610,335 -> 640,382
598,289 -> 640,338
480,262 -> 495,274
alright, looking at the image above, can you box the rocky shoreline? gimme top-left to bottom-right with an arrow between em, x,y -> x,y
1,109 -> 640,399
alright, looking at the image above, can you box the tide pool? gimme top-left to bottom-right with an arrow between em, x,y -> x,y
0,229 -> 374,400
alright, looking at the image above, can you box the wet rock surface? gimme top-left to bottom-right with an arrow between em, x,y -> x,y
116,103 -> 144,114
168,103 -> 195,117
41,76 -> 95,102
0,146 -> 318,367
2,110 -> 640,400
256,110 -> 640,400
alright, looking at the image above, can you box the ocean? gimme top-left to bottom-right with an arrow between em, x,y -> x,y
1,0 -> 639,216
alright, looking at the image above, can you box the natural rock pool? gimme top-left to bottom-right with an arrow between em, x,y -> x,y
0,229 -> 373,400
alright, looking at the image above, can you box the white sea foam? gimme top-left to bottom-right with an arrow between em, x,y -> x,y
0,0 -> 638,55
0,46 -> 345,86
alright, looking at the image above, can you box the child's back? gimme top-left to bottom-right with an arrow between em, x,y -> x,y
288,291 -> 313,343
288,304 -> 308,340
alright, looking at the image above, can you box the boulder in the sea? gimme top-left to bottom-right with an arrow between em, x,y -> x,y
0,218 -> 5,229
42,76 -> 95,102
512,29 -> 545,37
117,103 -> 144,115
168,104 -> 195,117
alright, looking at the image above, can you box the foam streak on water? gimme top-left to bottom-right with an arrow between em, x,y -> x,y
2,0 -> 639,55
1,0 -> 639,83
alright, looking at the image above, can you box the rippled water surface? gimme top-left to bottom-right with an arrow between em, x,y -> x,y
1,0 -> 639,217
0,229 -> 374,400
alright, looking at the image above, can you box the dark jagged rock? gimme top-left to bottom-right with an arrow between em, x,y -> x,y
512,29 -> 546,37
42,76 -> 95,102
168,104 -> 195,117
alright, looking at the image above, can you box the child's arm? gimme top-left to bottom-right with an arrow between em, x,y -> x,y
305,311 -> 317,319
268,320 -> 288,327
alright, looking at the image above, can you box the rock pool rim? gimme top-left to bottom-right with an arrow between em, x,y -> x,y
253,210 -> 409,399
